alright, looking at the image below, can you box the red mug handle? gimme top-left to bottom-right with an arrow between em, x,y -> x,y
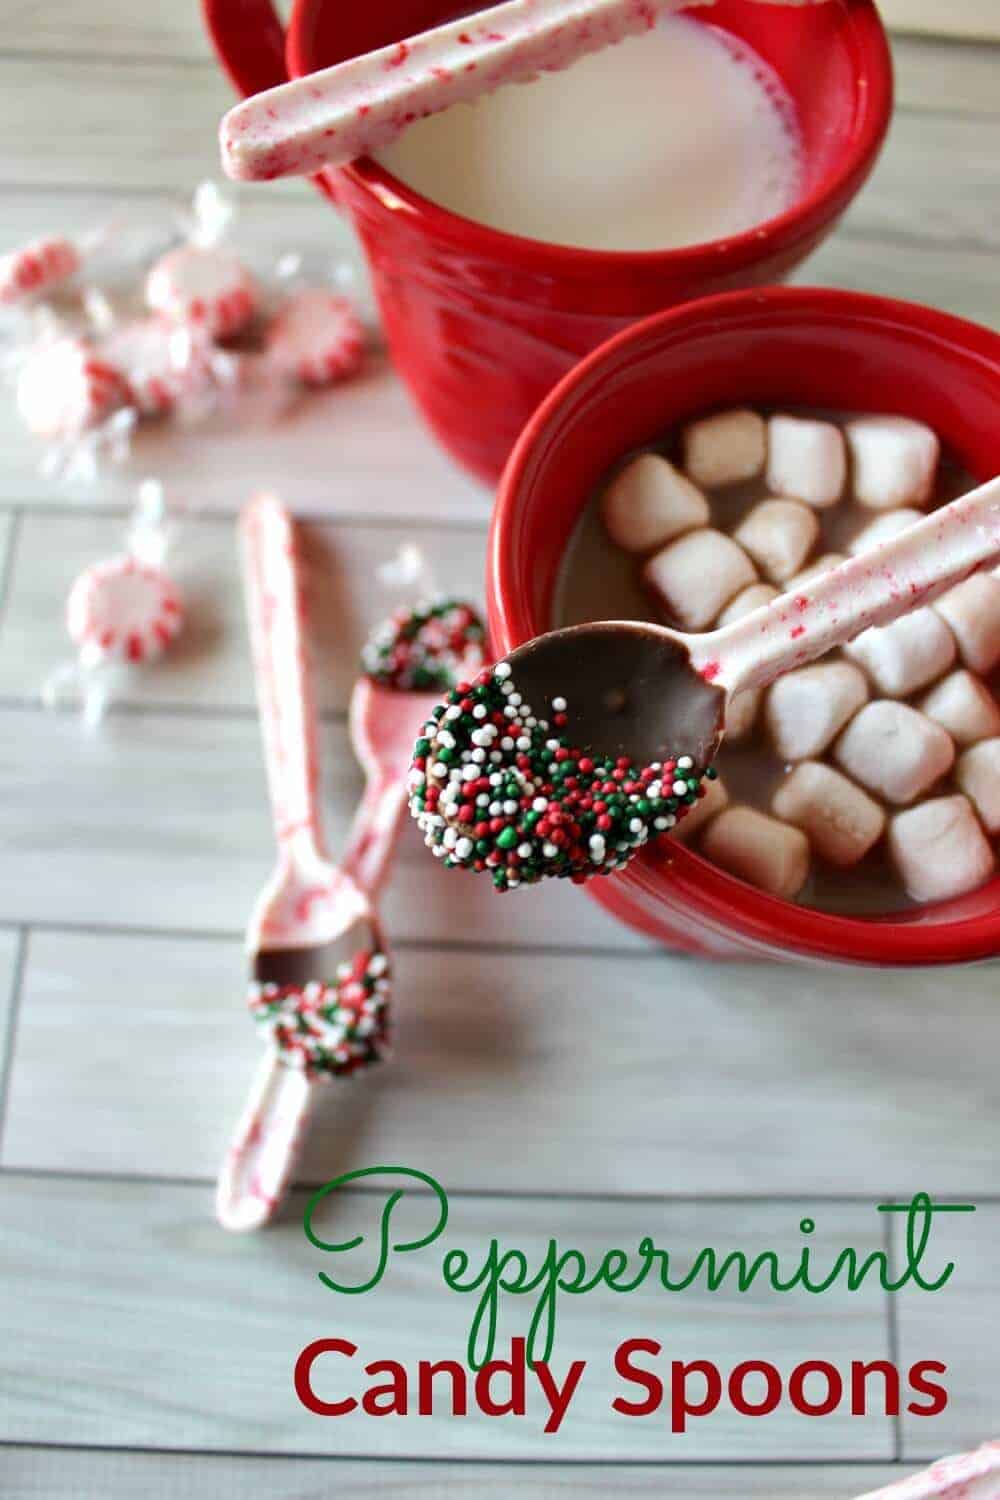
201,0 -> 344,204
202,0 -> 289,99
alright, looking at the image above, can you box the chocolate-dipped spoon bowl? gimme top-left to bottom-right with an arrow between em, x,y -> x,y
412,474 -> 1000,891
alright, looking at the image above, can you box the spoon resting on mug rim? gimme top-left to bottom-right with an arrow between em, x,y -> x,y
410,473 -> 1000,890
220,0 -> 833,183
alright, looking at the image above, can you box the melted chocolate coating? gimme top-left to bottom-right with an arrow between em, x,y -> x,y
507,622 -> 725,768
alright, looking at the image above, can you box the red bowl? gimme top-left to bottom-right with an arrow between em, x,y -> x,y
204,0 -> 893,485
488,286 -> 1000,967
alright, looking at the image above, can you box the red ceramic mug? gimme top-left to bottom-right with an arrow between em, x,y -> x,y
204,0 -> 892,486
488,286 -> 1000,967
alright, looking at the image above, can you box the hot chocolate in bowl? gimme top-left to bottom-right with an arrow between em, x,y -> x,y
205,0 -> 892,485
488,286 -> 1000,968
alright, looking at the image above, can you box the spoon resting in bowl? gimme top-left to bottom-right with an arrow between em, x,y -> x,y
411,472 -> 1000,890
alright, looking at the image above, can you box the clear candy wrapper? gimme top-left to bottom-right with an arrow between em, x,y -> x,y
1,180 -> 369,489
43,479 -> 184,727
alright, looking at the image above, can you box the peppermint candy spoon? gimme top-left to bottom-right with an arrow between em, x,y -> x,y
415,474 -> 1000,889
217,497 -> 485,1231
220,0 -> 829,182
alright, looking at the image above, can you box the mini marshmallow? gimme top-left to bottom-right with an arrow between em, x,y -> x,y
643,529 -> 756,631
888,795 -> 995,904
835,700 -> 954,805
717,582 -> 779,627
716,583 -> 778,742
787,553 -> 847,591
733,497 -> 820,584
681,408 -> 766,489
772,761 -> 885,868
848,509 -> 923,557
600,453 -> 709,554
766,661 -> 869,762
700,806 -> 810,899
920,671 -> 1000,747
766,414 -> 846,510
672,773 -> 729,842
725,690 -> 760,742
844,608 -> 956,699
956,739 -> 1000,834
933,573 -> 1000,675
845,415 -> 939,510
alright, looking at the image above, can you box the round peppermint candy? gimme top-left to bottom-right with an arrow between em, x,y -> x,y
145,245 -> 258,340
66,554 -> 183,666
100,316 -> 214,417
248,946 -> 390,1079
17,337 -> 132,437
265,289 -> 366,387
0,235 -> 80,305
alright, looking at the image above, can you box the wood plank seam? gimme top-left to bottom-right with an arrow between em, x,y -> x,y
0,506 -> 22,625
4,1159 -> 993,1208
0,1438 -> 904,1467
882,1202 -> 904,1463
0,926 -> 29,1155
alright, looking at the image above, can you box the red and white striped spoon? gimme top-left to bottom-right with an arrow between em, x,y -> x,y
217,495 -> 436,1232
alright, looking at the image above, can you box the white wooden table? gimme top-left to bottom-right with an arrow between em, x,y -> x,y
0,8 -> 998,1497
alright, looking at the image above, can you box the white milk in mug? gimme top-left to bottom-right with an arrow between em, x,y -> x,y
376,14 -> 804,252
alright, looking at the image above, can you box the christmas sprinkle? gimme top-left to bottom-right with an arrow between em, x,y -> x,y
248,947 -> 390,1078
362,597 -> 486,693
408,662 -> 714,891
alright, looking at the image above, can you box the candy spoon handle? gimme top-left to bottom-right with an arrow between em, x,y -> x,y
241,494 -> 326,872
216,1051 -> 314,1233
694,474 -> 1000,697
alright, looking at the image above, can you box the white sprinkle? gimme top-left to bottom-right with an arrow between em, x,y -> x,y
501,737 -> 514,750
543,841 -> 559,858
431,763 -> 448,778
516,736 -> 531,750
489,772 -> 503,786
443,828 -> 458,849
489,751 -> 503,763
532,797 -> 549,812
461,764 -> 478,782
476,793 -> 489,806
517,842 -> 533,858
677,755 -> 694,769
673,779 -> 688,796
507,692 -> 522,706
494,662 -> 512,679
489,801 -> 502,815
629,818 -> 643,833
473,705 -> 487,720
503,800 -> 519,815
552,696 -> 567,711
471,749 -> 486,764
455,837 -> 474,859
444,705 -> 461,721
